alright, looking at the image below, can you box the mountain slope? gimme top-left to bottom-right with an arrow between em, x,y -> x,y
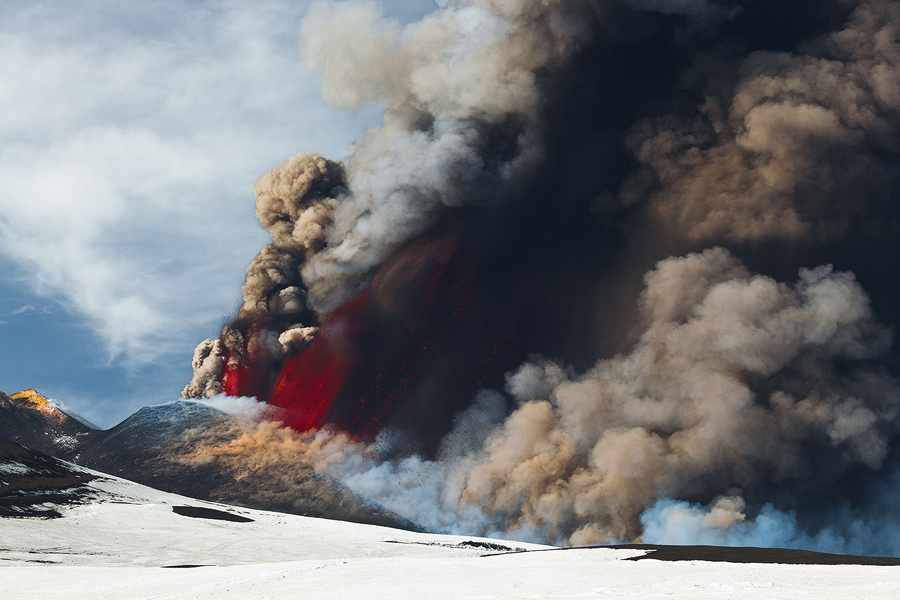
0,392 -> 415,529
0,449 -> 541,568
0,436 -> 98,518
75,401 -> 417,529
0,390 -> 98,459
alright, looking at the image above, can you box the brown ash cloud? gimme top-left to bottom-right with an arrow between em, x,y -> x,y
180,0 -> 900,552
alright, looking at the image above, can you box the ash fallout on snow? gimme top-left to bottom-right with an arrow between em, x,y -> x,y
183,0 -> 900,552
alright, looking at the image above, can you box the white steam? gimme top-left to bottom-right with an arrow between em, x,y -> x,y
188,393 -> 272,421
640,484 -> 900,558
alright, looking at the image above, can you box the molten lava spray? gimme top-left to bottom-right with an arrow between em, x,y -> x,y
184,0 -> 900,553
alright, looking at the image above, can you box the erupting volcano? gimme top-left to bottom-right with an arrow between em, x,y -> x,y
183,0 -> 900,551
208,229 -> 533,449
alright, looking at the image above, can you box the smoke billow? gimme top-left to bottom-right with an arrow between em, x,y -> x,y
182,338 -> 225,399
447,248 -> 898,544
181,0 -> 900,553
182,154 -> 343,400
628,0 -> 900,243
297,248 -> 898,545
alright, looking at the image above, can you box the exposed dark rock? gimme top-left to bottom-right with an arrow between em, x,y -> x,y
601,545 -> 900,566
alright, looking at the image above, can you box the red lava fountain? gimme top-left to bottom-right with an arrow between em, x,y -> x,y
269,293 -> 368,432
217,232 -> 530,449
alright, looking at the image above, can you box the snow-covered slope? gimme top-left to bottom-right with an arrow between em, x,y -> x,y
2,456 -> 900,599
0,468 -> 546,568
0,437 -> 99,518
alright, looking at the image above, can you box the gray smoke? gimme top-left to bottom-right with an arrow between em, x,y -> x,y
296,0 -> 600,312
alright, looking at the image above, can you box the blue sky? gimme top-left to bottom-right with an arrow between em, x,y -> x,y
0,0 -> 436,427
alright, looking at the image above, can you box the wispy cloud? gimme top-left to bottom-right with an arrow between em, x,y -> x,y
6,305 -> 52,317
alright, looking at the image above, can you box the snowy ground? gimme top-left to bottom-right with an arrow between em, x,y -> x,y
2,473 -> 899,599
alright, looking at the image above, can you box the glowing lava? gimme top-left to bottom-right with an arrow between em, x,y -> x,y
269,293 -> 367,432
220,232 -> 530,449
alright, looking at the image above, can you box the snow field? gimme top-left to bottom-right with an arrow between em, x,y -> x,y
2,473 -> 899,599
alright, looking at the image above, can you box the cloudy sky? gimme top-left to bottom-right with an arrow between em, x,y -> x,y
0,0 -> 434,427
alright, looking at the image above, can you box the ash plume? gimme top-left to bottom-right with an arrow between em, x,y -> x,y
305,248 -> 898,545
185,0 -> 602,400
296,0 -> 599,312
182,0 -> 900,553
182,339 -> 225,399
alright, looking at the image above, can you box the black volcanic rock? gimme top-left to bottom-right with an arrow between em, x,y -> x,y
0,436 -> 99,518
600,544 -> 900,566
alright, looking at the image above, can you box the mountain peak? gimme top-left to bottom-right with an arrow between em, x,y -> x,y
9,388 -> 61,420
0,389 -> 98,458
5,388 -> 98,430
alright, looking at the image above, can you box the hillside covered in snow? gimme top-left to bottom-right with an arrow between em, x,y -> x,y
3,439 -> 900,599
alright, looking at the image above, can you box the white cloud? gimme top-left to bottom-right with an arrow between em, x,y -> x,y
0,0 -> 409,366
4,304 -> 52,317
